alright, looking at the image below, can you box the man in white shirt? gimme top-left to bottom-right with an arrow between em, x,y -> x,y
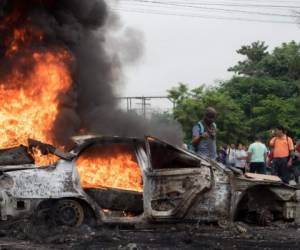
235,144 -> 248,171
226,144 -> 237,167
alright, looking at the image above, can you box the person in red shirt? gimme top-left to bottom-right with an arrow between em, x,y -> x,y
269,126 -> 294,184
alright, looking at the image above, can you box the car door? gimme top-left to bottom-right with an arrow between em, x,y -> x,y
144,136 -> 212,221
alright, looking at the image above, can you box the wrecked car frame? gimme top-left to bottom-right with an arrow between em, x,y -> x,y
0,136 -> 299,227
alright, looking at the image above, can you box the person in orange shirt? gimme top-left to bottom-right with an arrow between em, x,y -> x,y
269,126 -> 294,184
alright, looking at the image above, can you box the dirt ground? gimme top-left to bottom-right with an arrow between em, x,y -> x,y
0,220 -> 300,250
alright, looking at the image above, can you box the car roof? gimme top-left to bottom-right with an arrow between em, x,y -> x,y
71,135 -> 145,154
72,135 -> 144,144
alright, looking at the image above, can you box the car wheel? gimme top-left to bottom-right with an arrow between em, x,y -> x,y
52,199 -> 85,227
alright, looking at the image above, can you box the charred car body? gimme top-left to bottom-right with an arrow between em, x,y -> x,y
0,136 -> 299,227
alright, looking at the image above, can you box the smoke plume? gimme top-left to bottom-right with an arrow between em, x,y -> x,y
0,0 -> 183,146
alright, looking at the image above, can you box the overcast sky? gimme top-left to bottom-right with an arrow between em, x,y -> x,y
118,14 -> 300,92
109,1 -> 300,111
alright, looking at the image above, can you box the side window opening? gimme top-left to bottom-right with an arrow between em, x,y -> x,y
148,140 -> 201,170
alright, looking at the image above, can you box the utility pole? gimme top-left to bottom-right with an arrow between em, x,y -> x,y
117,96 -> 175,116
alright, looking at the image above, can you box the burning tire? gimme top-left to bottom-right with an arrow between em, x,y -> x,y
52,199 -> 85,227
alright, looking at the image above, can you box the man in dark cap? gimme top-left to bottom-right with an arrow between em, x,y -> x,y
192,107 -> 217,159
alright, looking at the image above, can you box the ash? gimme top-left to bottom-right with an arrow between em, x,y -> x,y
0,220 -> 300,250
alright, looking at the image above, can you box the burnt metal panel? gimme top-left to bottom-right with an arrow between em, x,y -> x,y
85,188 -> 143,214
146,166 -> 212,220
187,167 -> 232,221
6,161 -> 80,199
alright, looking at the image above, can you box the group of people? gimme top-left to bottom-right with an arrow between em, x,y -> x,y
191,107 -> 300,184
217,143 -> 248,170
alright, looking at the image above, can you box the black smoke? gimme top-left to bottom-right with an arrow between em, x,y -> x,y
0,0 -> 183,146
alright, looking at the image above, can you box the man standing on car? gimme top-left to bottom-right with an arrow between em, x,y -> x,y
247,135 -> 268,174
269,126 -> 294,184
192,107 -> 217,159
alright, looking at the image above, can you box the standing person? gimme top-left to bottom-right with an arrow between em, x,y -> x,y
217,145 -> 227,165
269,126 -> 294,184
291,139 -> 300,184
295,140 -> 300,159
235,144 -> 248,172
266,148 -> 274,175
247,135 -> 268,174
226,144 -> 237,167
192,107 -> 217,159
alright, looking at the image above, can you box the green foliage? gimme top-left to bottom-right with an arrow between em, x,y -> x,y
228,41 -> 269,76
168,83 -> 205,142
168,41 -> 300,145
168,84 -> 248,144
201,90 -> 249,144
263,41 -> 300,80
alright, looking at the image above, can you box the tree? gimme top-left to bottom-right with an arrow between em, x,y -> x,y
168,84 -> 247,145
223,41 -> 300,140
263,41 -> 300,80
168,41 -> 300,144
168,83 -> 205,142
228,41 -> 268,76
201,90 -> 249,144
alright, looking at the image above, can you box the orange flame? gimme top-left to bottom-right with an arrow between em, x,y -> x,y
0,16 -> 72,165
0,50 -> 72,165
5,27 -> 43,57
76,145 -> 143,192
0,12 -> 142,193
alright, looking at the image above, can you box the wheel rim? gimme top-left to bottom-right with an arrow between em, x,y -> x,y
53,200 -> 84,227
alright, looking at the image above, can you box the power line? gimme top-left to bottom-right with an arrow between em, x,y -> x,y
229,0 -> 300,2
219,0 -> 300,3
120,0 -> 300,9
111,7 -> 297,24
116,0 -> 299,18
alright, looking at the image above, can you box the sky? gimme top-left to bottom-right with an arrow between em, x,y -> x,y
110,1 -> 300,111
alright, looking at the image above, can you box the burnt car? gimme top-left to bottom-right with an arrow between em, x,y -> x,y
0,135 -> 299,227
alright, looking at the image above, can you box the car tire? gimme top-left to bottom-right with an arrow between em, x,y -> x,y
52,199 -> 85,227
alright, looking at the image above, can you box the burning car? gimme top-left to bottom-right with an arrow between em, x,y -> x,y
0,135 -> 299,227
